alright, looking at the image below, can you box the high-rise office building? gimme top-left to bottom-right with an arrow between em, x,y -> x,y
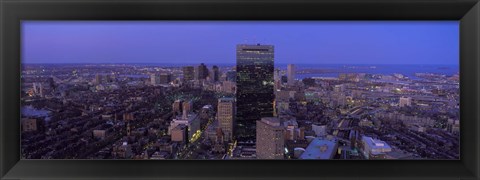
168,111 -> 200,142
274,69 -> 282,90
287,64 -> 296,86
183,100 -> 193,114
159,74 -> 173,84
217,98 -> 235,141
183,66 -> 195,81
274,68 -> 281,81
197,63 -> 209,80
256,117 -> 284,159
172,100 -> 183,116
171,124 -> 188,143
95,74 -> 102,85
212,65 -> 220,82
222,81 -> 236,94
236,44 -> 275,140
150,73 -> 160,85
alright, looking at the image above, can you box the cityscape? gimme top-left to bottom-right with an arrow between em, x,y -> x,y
20,21 -> 459,160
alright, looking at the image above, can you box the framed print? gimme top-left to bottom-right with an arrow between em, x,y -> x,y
1,0 -> 479,179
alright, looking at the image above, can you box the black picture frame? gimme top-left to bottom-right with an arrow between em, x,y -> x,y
1,0 -> 479,179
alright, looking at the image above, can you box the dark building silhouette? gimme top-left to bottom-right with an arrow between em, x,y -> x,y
159,74 -> 173,84
182,66 -> 195,81
281,75 -> 288,83
197,63 -> 209,80
212,65 -> 220,82
235,44 -> 275,140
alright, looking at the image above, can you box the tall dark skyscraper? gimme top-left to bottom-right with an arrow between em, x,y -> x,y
212,65 -> 220,82
235,44 -> 275,140
197,63 -> 209,80
182,66 -> 195,81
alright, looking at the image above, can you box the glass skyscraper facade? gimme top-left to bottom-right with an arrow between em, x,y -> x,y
235,44 -> 275,140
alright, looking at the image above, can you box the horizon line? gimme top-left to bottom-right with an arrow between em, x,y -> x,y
21,62 -> 459,65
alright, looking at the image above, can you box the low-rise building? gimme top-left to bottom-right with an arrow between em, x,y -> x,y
299,138 -> 338,159
361,136 -> 392,159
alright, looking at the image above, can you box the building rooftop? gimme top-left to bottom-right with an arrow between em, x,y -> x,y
299,138 -> 338,159
283,119 -> 298,128
218,97 -> 235,102
362,136 -> 392,154
260,117 -> 281,127
173,124 -> 187,131
202,105 -> 213,109
173,113 -> 198,123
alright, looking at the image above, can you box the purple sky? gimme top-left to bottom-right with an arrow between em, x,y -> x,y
22,21 -> 459,65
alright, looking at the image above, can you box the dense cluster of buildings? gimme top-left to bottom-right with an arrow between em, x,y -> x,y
20,43 -> 460,160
